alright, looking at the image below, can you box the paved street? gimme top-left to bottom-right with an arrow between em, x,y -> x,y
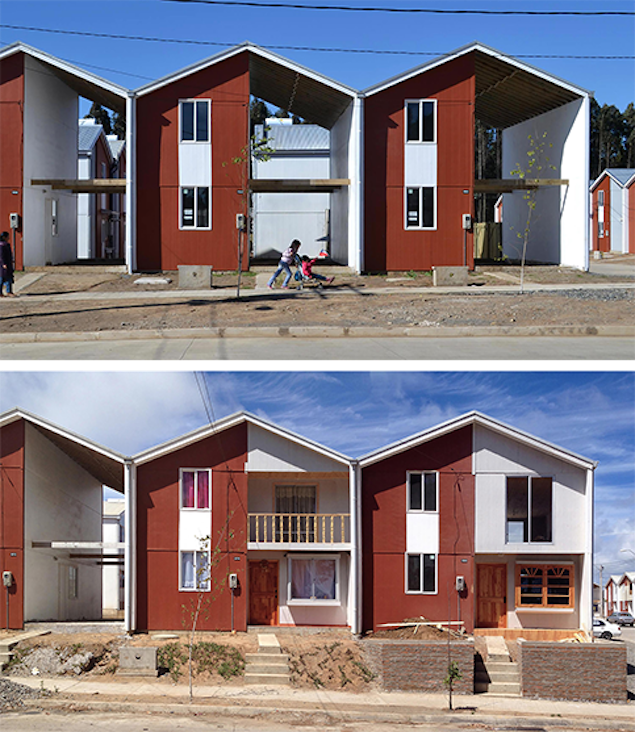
1,335 -> 634,360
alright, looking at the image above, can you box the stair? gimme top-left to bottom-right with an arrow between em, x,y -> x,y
474,636 -> 521,696
0,630 -> 51,673
244,634 -> 290,686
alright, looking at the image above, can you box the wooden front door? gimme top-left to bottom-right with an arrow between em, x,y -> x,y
477,564 -> 507,628
249,560 -> 278,626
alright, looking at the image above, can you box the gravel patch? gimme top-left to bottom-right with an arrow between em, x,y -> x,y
0,677 -> 51,712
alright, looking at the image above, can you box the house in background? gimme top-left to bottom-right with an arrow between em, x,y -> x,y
590,168 -> 635,254
0,42 -> 128,269
252,119 -> 331,260
359,412 -> 596,639
604,572 -> 634,616
362,42 -> 590,272
77,120 -> 126,260
102,498 -> 125,619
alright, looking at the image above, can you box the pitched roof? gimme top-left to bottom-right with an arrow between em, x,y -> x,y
256,123 -> 329,152
362,41 -> 589,130
0,42 -> 129,114
133,410 -> 352,467
0,407 -> 127,490
78,120 -> 105,153
357,410 -> 597,469
591,168 -> 635,191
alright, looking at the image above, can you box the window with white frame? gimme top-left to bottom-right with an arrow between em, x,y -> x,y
406,100 -> 436,143
407,472 -> 437,512
180,469 -> 211,510
288,555 -> 338,603
406,553 -> 436,593
180,187 -> 210,229
180,99 -> 210,142
597,189 -> 605,238
506,476 -> 552,543
68,565 -> 78,599
406,186 -> 435,229
180,550 -> 210,591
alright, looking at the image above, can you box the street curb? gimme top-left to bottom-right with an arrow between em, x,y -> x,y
21,696 -> 635,730
0,324 -> 633,344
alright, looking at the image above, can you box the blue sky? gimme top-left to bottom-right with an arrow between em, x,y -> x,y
0,369 -> 633,581
0,0 -> 633,112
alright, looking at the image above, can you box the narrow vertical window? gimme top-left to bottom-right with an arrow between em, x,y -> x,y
531,478 -> 552,542
423,473 -> 436,512
181,101 -> 194,141
181,188 -> 195,228
406,101 -> 420,142
406,187 -> 420,227
421,101 -> 435,142
196,100 -> 209,142
423,554 -> 436,592
407,554 -> 421,591
197,471 -> 210,509
422,187 -> 434,228
197,188 -> 210,228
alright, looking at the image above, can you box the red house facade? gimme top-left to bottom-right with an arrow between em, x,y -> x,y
590,168 -> 635,254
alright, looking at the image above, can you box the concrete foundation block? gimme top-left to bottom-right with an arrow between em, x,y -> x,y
118,646 -> 158,677
432,266 -> 469,287
178,265 -> 212,289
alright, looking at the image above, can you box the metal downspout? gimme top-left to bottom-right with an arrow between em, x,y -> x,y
124,460 -> 136,633
125,93 -> 137,274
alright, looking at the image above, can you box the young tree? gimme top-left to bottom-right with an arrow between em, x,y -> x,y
112,111 -> 126,140
510,131 -> 556,294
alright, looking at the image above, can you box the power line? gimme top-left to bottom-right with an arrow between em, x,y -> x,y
161,0 -> 635,16
2,24 -> 633,60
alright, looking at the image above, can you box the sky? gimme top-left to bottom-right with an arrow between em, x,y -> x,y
0,368 -> 633,581
0,0 -> 633,115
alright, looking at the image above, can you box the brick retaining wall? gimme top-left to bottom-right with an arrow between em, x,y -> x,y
518,640 -> 627,703
363,639 -> 474,694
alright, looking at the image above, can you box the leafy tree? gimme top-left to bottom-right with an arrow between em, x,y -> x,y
112,111 -> 126,140
250,98 -> 271,134
84,102 -> 112,135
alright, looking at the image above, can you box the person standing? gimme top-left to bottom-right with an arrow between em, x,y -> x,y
0,231 -> 16,297
267,239 -> 301,289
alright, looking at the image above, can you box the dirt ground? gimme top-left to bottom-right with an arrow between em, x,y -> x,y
2,630 -> 377,691
2,265 -> 633,333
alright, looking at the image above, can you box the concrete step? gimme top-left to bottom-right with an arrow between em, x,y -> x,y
246,662 -> 289,675
244,673 -> 290,686
476,669 -> 519,684
245,653 -> 289,664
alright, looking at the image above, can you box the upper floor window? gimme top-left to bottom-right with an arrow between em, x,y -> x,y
506,476 -> 552,543
406,100 -> 436,143
180,469 -> 210,510
180,99 -> 210,142
407,472 -> 437,512
598,190 -> 604,206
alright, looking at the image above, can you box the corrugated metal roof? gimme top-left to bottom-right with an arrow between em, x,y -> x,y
78,121 -> 104,152
108,138 -> 125,159
606,168 -> 635,186
255,123 -> 329,151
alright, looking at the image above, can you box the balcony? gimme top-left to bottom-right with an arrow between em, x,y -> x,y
248,513 -> 350,548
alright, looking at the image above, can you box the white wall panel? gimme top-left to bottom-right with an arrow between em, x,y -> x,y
404,145 -> 438,187
247,424 -> 347,473
178,144 -> 212,186
406,513 -> 439,553
179,510 -> 212,550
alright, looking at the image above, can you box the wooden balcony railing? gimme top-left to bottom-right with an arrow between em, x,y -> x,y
248,513 -> 350,544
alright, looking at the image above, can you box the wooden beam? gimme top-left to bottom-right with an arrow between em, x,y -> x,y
249,178 -> 350,193
32,541 -> 125,549
474,178 -> 569,193
31,179 -> 126,193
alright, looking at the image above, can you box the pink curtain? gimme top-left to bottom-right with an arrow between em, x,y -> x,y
197,471 -> 210,509
182,471 -> 195,508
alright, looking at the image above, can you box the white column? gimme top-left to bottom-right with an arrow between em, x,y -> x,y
124,460 -> 137,633
125,93 -> 137,274
348,96 -> 364,274
583,465 -> 595,632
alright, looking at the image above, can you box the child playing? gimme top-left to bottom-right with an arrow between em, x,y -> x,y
301,255 -> 334,285
267,239 -> 301,289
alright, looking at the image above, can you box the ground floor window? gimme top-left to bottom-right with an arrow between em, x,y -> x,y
288,555 -> 338,603
516,564 -> 574,608
405,186 -> 435,229
181,187 -> 210,229
406,553 -> 436,593
180,550 -> 210,591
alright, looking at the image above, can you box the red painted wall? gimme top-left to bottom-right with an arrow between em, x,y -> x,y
0,420 -> 25,629
591,175 -> 611,252
0,53 -> 24,270
364,54 -> 475,272
136,423 -> 249,631
136,52 -> 249,272
361,425 -> 475,633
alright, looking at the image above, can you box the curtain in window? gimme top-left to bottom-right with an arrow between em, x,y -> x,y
197,471 -> 209,509
291,559 -> 312,599
182,472 -> 195,508
313,559 -> 336,600
182,552 -> 195,589
275,486 -> 316,514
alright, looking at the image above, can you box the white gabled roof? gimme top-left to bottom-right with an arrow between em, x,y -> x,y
363,41 -> 589,130
591,168 -> 635,192
133,41 -> 357,129
0,42 -> 129,113
0,407 -> 127,490
357,410 -> 597,470
133,410 -> 352,467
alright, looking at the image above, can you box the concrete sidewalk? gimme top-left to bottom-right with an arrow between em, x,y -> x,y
11,675 -> 634,729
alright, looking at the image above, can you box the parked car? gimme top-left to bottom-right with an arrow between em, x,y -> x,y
608,611 -> 635,626
593,617 -> 622,639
